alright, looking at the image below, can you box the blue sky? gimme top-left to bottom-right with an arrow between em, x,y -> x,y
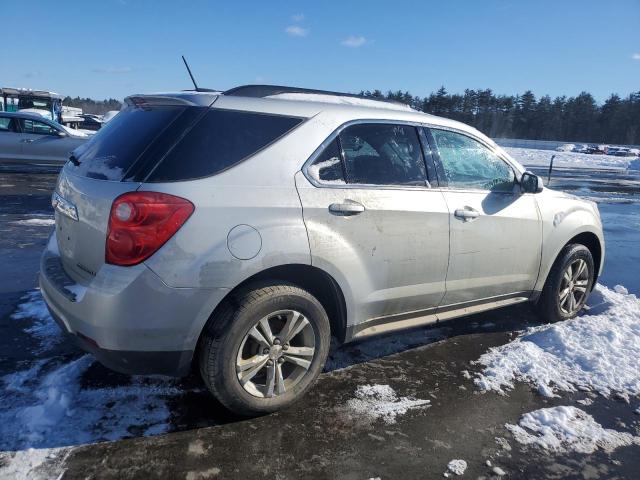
1,0 -> 638,102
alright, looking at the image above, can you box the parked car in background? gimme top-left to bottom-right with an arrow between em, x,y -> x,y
556,143 -> 575,152
40,86 -> 604,415
605,147 -> 636,157
583,145 -> 602,154
572,144 -> 590,153
80,114 -> 104,131
0,111 -> 88,164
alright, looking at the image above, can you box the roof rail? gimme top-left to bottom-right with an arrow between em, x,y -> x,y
223,84 -> 407,107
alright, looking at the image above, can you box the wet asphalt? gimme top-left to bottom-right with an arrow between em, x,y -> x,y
1,163 -> 639,479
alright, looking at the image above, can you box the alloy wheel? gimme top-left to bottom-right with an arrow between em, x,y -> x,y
558,258 -> 590,315
236,310 -> 316,398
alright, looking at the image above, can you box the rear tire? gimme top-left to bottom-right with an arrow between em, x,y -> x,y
198,282 -> 330,416
537,244 -> 594,323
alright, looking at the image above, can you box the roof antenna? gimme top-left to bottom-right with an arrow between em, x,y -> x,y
182,55 -> 200,91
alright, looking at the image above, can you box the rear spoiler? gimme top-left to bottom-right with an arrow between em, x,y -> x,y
124,92 -> 219,108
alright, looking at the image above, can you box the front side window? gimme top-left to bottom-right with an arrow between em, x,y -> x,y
339,124 -> 427,186
430,129 -> 515,192
20,118 -> 58,135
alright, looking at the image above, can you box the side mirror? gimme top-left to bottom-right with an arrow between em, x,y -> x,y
521,171 -> 543,193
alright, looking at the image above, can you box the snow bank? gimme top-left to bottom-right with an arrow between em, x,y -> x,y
507,406 -> 640,453
347,384 -> 430,424
11,218 -> 55,227
266,93 -> 415,112
505,147 -> 632,170
445,459 -> 467,476
475,284 -> 640,398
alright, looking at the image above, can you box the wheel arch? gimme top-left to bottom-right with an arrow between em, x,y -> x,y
567,231 -> 602,284
193,264 -> 348,367
535,229 -> 603,301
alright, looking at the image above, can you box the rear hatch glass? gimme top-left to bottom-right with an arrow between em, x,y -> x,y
67,105 -> 188,181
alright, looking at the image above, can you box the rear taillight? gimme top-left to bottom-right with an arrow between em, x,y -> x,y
106,192 -> 194,266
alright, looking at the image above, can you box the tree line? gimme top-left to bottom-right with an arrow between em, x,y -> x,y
360,87 -> 640,145
63,96 -> 122,115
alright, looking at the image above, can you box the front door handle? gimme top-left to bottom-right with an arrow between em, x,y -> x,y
454,207 -> 480,222
21,138 -> 35,143
329,201 -> 365,216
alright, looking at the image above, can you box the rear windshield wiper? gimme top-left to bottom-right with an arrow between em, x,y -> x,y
68,153 -> 80,166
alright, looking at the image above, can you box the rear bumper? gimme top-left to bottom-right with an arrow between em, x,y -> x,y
39,233 -> 229,376
46,303 -> 193,375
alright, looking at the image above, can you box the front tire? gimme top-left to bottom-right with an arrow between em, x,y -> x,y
199,283 -> 330,416
537,244 -> 595,323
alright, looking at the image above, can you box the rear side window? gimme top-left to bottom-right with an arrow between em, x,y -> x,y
147,109 -> 303,182
339,124 -> 427,186
0,117 -> 18,132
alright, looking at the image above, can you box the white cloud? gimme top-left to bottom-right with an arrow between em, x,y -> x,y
341,35 -> 367,48
632,53 -> 640,60
285,25 -> 308,37
291,13 -> 305,22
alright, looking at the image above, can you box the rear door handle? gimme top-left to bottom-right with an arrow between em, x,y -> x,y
329,201 -> 365,216
21,139 -> 35,143
454,207 -> 480,222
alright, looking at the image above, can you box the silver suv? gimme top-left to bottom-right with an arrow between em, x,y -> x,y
40,86 -> 604,415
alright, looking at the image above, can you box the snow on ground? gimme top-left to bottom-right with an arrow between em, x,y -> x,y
0,447 -> 71,480
475,284 -> 640,399
444,459 -> 467,476
10,218 -> 55,227
1,355 -> 180,449
11,290 -> 62,352
505,147 -> 633,170
346,384 -> 430,424
506,406 -> 640,454
0,290 -> 182,479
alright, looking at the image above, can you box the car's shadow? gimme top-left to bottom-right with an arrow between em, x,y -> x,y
164,301 -> 546,429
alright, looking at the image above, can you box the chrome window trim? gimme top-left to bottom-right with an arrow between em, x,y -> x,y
302,118 -> 523,191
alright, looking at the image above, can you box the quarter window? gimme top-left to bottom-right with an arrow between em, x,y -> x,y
308,139 -> 345,184
339,124 -> 427,186
430,129 -> 515,192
